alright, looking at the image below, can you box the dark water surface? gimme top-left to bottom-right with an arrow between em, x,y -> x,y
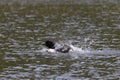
0,1 -> 120,80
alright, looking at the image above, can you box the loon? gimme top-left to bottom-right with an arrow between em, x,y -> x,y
43,40 -> 71,53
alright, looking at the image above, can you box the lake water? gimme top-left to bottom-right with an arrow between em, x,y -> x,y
0,1 -> 120,80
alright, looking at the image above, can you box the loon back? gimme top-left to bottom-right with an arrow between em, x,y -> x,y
56,45 -> 71,53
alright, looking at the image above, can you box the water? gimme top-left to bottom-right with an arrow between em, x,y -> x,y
0,1 -> 120,80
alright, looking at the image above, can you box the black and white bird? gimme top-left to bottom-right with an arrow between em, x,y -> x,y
43,40 -> 71,53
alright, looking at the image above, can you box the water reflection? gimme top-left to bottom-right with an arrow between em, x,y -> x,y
0,2 -> 120,80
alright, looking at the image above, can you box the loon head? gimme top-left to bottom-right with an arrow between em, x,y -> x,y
44,40 -> 55,49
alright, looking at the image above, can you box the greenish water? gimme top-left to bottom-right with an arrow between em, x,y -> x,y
0,2 -> 120,80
